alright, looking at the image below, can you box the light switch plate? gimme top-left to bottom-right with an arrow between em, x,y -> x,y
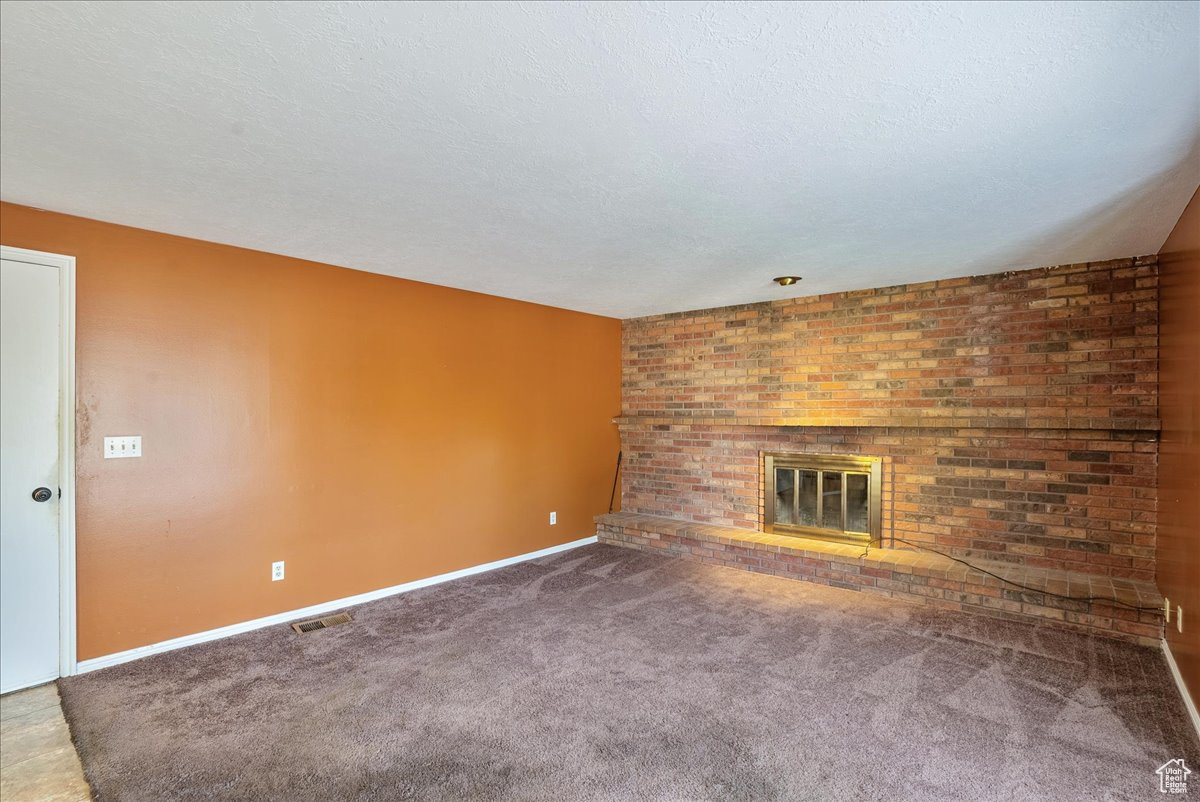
104,436 -> 142,459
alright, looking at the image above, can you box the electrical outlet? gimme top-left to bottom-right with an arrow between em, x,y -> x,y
1165,597 -> 1171,623
1178,606 -> 1184,633
549,511 -> 557,525
272,561 -> 285,582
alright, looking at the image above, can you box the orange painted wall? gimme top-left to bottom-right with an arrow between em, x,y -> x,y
0,202 -> 621,660
1157,187 -> 1200,700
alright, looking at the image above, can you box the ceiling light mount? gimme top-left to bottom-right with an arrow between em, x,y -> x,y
773,276 -> 802,286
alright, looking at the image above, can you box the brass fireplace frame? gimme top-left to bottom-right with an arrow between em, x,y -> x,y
763,452 -> 882,545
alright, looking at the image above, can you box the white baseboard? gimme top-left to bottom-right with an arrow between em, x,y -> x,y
76,535 -> 598,674
1162,637 -> 1200,741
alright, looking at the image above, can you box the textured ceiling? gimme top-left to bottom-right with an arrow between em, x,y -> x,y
1,1 -> 1197,318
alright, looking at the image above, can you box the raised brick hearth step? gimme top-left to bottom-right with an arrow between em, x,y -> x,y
596,512 -> 1163,645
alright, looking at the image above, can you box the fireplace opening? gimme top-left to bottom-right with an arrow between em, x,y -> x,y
764,453 -> 882,545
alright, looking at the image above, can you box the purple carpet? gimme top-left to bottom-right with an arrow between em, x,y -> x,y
59,543 -> 1199,800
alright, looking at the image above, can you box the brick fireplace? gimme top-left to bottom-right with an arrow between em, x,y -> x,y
598,256 -> 1162,642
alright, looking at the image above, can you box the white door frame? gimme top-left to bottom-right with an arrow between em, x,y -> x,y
1,245 -> 77,679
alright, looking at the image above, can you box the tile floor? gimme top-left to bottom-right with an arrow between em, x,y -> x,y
1,683 -> 91,802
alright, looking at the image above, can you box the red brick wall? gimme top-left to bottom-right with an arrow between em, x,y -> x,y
624,257 -> 1158,429
619,258 -> 1159,579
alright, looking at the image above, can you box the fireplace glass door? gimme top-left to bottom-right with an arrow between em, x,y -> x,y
765,453 -> 882,545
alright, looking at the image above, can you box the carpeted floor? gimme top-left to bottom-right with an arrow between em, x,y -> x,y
60,543 -> 1198,801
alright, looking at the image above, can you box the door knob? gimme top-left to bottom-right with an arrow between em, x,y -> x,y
31,487 -> 53,503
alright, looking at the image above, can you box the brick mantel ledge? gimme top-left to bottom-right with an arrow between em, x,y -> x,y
612,415 -> 1162,432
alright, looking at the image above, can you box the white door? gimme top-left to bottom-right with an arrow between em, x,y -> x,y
0,255 -> 64,693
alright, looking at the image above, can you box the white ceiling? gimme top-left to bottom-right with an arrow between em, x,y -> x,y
1,1 -> 1197,319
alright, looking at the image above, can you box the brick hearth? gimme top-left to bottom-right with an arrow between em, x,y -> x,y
597,512 -> 1162,644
